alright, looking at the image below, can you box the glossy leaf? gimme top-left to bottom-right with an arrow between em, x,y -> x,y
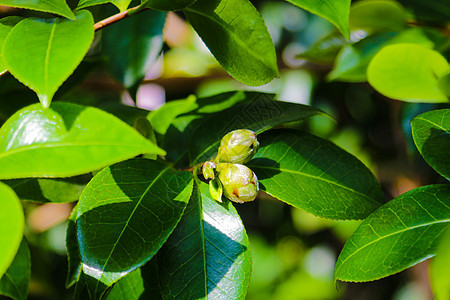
367,43 -> 449,103
142,0 -> 198,11
0,17 -> 23,76
184,0 -> 279,86
4,175 -> 91,203
103,9 -> 166,88
156,180 -> 251,299
0,182 -> 23,278
189,94 -> 327,164
349,0 -> 407,33
77,0 -> 132,11
411,109 -> 450,180
285,0 -> 350,39
0,239 -> 30,300
0,0 -> 75,19
247,130 -> 385,220
335,184 -> 450,282
76,159 -> 193,296
105,269 -> 145,300
2,10 -> 94,107
431,228 -> 450,300
0,102 -> 165,179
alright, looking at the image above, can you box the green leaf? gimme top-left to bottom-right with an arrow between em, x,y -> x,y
66,204 -> 82,288
106,269 -> 145,300
184,0 -> 279,86
76,159 -> 193,296
189,94 -> 327,165
142,0 -> 198,11
247,130 -> 385,220
297,31 -> 349,64
103,9 -> 166,88
0,102 -> 165,179
156,180 -> 251,299
349,0 -> 407,33
77,0 -> 132,11
367,43 -> 449,103
285,0 -> 350,39
2,10 -> 94,108
0,17 -> 23,76
431,228 -> 450,300
0,0 -> 75,19
209,177 -> 223,202
439,71 -> 450,97
0,239 -> 30,300
3,175 -> 91,203
411,109 -> 450,180
0,182 -> 24,278
335,184 -> 450,282
328,29 -> 433,82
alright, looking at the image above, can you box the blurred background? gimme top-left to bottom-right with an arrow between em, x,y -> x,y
1,0 -> 449,299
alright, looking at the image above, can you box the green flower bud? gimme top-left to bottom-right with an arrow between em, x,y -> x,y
202,161 -> 216,180
217,129 -> 259,164
217,163 -> 259,203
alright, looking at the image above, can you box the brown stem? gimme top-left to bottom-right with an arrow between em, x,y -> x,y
94,5 -> 148,32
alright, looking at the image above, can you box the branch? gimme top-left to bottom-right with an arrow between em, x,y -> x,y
94,5 -> 148,32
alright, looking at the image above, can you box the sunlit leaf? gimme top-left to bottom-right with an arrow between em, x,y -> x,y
335,184 -> 450,282
248,129 -> 385,220
184,0 -> 279,86
77,0 -> 132,12
76,159 -> 193,297
0,0 -> 75,19
2,11 -> 94,107
0,102 -> 165,179
0,17 -> 23,75
411,109 -> 450,180
0,239 -> 30,300
367,43 -> 449,102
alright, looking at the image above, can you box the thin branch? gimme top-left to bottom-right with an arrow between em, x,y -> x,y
94,5 -> 148,32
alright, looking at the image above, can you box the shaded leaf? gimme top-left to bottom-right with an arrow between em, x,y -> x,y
0,239 -> 30,300
0,102 -> 165,179
335,184 -> 450,282
156,180 -> 251,299
0,182 -> 23,278
431,228 -> 450,300
367,43 -> 449,103
248,130 -> 385,220
285,0 -> 350,39
142,0 -> 198,11
189,94 -> 328,165
397,0 -> 450,25
411,109 -> 450,180
0,17 -> 23,76
77,0 -> 132,12
103,8 -> 165,88
0,0 -> 75,19
2,10 -> 94,107
76,159 -> 193,297
66,204 -> 81,288
298,31 -> 349,64
184,0 -> 279,86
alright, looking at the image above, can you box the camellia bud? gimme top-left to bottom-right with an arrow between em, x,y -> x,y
217,163 -> 259,203
217,129 -> 259,164
202,161 -> 216,180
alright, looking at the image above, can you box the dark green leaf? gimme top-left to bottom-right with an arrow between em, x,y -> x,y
142,0 -> 198,11
0,17 -> 23,75
66,204 -> 81,288
247,130 -> 385,219
77,0 -> 132,11
76,159 -> 193,296
0,239 -> 30,300
367,44 -> 449,103
156,180 -> 251,299
184,0 -> 279,86
335,184 -> 450,282
285,0 -> 351,39
103,8 -> 165,88
2,10 -> 94,107
0,102 -> 165,179
0,0 -> 75,19
189,94 -> 328,165
398,0 -> 450,25
431,228 -> 450,300
0,183 -> 23,278
297,31 -> 349,64
3,175 -> 91,203
411,109 -> 450,180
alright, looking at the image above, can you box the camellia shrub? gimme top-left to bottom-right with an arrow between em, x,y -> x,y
0,0 -> 448,299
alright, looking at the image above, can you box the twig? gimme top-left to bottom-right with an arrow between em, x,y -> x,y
94,5 -> 148,32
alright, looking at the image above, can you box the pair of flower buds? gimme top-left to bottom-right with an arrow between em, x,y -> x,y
202,129 -> 260,203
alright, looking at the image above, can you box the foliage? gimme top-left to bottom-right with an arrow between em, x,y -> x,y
0,0 -> 448,299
